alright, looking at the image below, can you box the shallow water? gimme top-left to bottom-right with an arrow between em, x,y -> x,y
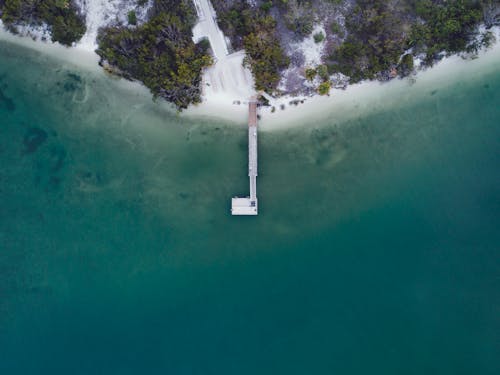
1,41 -> 499,374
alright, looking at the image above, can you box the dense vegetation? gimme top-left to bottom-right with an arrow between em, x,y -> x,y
215,0 -> 496,92
410,0 -> 491,63
281,0 -> 318,37
0,0 -> 86,45
329,0 -> 496,82
215,1 -> 289,92
96,0 -> 212,109
328,0 -> 409,82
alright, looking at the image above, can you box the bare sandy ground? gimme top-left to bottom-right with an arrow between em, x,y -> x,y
190,0 -> 256,119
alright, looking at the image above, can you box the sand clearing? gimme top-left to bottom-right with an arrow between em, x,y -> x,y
75,0 -> 152,52
189,0 -> 256,121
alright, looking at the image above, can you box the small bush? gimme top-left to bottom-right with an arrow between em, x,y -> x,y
305,68 -> 317,81
330,21 -> 344,38
197,37 -> 211,52
318,81 -> 331,95
260,1 -> 272,13
313,31 -> 325,43
330,22 -> 340,34
128,10 -> 137,25
316,64 -> 329,81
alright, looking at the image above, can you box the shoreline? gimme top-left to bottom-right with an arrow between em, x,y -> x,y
187,27 -> 500,131
1,25 -> 499,132
0,25 -> 101,71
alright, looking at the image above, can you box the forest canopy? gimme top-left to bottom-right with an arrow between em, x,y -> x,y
96,0 -> 212,109
328,0 -> 496,82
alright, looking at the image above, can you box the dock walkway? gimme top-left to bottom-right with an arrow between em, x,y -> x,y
231,99 -> 258,215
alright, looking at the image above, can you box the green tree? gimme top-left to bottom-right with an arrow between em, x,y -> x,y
314,31 -> 325,43
318,81 -> 331,95
128,10 -> 137,25
305,68 -> 317,81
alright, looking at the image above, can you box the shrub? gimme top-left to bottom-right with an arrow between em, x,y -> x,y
260,1 -> 272,13
318,81 -> 331,95
128,10 -> 137,25
316,64 -> 329,81
283,0 -> 315,37
313,31 -> 325,43
305,68 -> 317,81
330,21 -> 345,38
330,21 -> 340,34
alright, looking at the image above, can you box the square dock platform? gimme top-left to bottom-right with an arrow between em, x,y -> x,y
231,197 -> 258,215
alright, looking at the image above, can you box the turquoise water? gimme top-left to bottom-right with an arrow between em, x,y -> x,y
0,41 -> 499,374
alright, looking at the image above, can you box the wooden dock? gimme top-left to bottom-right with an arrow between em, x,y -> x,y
231,98 -> 258,215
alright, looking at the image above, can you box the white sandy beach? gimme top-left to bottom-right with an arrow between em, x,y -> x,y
1,16 -> 499,132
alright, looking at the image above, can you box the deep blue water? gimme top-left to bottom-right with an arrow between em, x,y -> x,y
0,41 -> 499,374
